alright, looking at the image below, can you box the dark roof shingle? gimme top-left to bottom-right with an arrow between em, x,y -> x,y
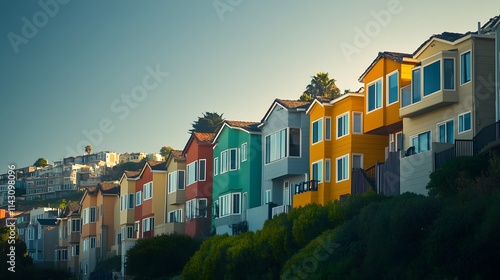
276,99 -> 311,109
193,132 -> 216,143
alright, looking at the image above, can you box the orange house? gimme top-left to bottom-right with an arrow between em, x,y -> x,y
294,93 -> 387,207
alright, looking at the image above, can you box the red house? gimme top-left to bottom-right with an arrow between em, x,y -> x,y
134,161 -> 167,239
182,132 -> 215,238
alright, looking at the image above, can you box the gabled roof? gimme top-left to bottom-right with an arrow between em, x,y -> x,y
65,201 -> 81,216
358,51 -> 414,82
148,160 -> 167,171
413,32 -> 469,57
124,170 -> 140,178
213,120 -> 261,144
261,99 -> 311,123
479,15 -> 500,32
38,219 -> 58,226
170,150 -> 185,161
84,181 -> 120,196
182,132 -> 216,156
305,97 -> 334,115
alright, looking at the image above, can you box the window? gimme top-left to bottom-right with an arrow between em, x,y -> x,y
423,60 -> 441,96
402,83 -> 412,107
312,119 -> 323,144
368,79 -> 382,112
90,237 -> 96,249
352,154 -> 363,169
199,159 -> 206,181
241,143 -> 247,162
229,150 -> 238,171
411,131 -> 431,153
142,217 -> 154,233
458,112 -> 472,133
265,190 -> 271,204
325,159 -> 331,182
214,158 -> 219,176
71,219 -> 81,232
289,128 -> 301,157
118,232 -> 122,243
353,112 -> 362,134
186,198 -> 208,220
461,51 -> 471,84
412,68 -> 421,103
325,117 -> 331,140
337,113 -> 349,138
168,209 -> 183,223
437,120 -> 454,143
55,249 -> 68,261
127,226 -> 133,239
265,128 -> 287,163
120,195 -> 126,211
221,151 -> 228,173
443,58 -> 455,90
143,182 -> 153,200
136,191 -> 142,206
187,161 -> 198,185
387,71 -> 399,105
312,160 -> 323,183
168,170 -> 185,193
128,194 -> 134,209
336,155 -> 349,182
218,193 -> 241,217
72,245 -> 79,256
83,207 -> 96,224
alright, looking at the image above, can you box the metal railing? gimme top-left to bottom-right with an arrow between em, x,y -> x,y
294,179 -> 318,195
271,204 -> 291,217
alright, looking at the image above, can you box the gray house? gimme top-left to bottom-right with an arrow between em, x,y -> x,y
248,99 -> 311,228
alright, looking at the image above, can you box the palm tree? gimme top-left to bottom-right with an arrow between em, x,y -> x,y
300,72 -> 341,101
85,145 -> 92,155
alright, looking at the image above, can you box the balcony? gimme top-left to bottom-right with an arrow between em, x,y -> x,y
400,87 -> 458,118
271,204 -> 291,217
154,222 -> 185,235
294,180 -> 318,194
167,190 -> 185,205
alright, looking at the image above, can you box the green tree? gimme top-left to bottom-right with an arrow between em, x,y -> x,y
33,158 -> 48,167
126,233 -> 201,279
189,112 -> 224,133
300,72 -> 341,101
160,146 -> 173,158
85,145 -> 92,155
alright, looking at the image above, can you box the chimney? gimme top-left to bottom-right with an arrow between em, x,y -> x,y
478,22 -> 481,34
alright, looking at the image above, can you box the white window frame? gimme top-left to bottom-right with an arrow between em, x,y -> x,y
199,159 -> 207,181
336,154 -> 349,183
367,78 -> 383,113
386,70 -> 399,105
312,118 -> 323,144
422,59 -> 441,97
264,128 -> 288,164
458,111 -> 472,134
229,149 -> 239,171
187,161 -> 198,185
168,209 -> 183,223
241,143 -> 248,162
214,157 -> 219,176
325,158 -> 331,183
460,50 -> 472,85
136,191 -> 142,206
336,112 -> 349,139
143,182 -> 153,201
410,131 -> 432,154
436,119 -> 454,143
352,112 -> 363,134
325,117 -> 331,141
311,159 -> 323,183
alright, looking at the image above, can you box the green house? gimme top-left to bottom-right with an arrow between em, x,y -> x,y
212,120 -> 262,235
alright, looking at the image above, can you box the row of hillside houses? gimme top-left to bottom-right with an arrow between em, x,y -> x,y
12,15 -> 500,280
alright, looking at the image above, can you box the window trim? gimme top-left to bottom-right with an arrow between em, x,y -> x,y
336,154 -> 349,183
288,127 -> 302,158
186,161 -> 198,185
458,111 -> 472,134
325,117 -> 331,141
411,67 -> 422,105
386,70 -> 399,106
311,159 -> 323,183
443,57 -> 456,91
366,78 -> 383,113
312,118 -> 323,145
336,112 -> 349,139
436,118 -> 455,143
241,143 -> 248,162
213,157 -> 219,176
325,158 -> 331,183
136,191 -> 142,206
460,50 -> 472,85
352,112 -> 363,135
199,159 -> 207,181
422,59 -> 442,97
410,130 -> 432,153
264,128 -> 288,164
143,182 -> 153,201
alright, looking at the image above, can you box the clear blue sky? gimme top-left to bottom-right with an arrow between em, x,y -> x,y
1,0 -> 499,172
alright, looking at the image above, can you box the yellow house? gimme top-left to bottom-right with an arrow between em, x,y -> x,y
294,93 -> 387,207
358,51 -> 417,151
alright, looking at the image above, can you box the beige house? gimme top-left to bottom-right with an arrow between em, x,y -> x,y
55,202 -> 81,276
79,182 -> 119,280
400,27 -> 496,194
155,150 -> 186,235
